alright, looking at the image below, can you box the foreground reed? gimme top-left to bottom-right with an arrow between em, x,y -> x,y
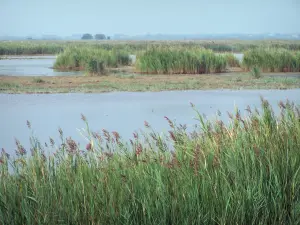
1,99 -> 300,224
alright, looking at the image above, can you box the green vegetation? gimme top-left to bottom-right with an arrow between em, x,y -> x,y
0,82 -> 20,90
1,73 -> 300,94
1,99 -> 300,224
54,47 -> 131,75
136,47 -> 228,74
243,48 -> 300,72
32,77 -> 45,83
250,67 -> 261,79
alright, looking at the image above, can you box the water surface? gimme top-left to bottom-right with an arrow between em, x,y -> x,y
1,89 -> 299,155
233,53 -> 244,62
0,56 -> 83,76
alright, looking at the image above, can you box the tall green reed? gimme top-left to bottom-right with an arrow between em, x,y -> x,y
54,47 -> 131,75
136,47 -> 228,74
243,48 -> 300,72
1,99 -> 300,224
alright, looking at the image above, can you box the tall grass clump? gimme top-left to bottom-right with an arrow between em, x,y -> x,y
136,47 -> 227,74
243,48 -> 300,72
54,47 -> 131,75
250,66 -> 262,79
1,99 -> 300,224
85,59 -> 106,75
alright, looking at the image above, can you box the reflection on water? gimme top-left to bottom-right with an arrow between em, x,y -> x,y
233,53 -> 243,62
1,89 -> 299,155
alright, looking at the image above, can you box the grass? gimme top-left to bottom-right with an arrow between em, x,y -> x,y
54,47 -> 131,75
242,48 -> 300,72
250,67 -> 262,79
0,73 -> 300,93
32,77 -> 45,83
0,82 -> 20,90
136,47 -> 228,74
1,99 -> 300,224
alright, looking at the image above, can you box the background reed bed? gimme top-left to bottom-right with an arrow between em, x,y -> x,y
1,40 -> 300,55
1,99 -> 300,224
242,47 -> 300,72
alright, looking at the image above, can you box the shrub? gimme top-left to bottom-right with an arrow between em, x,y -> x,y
94,34 -> 106,40
81,33 -> 93,40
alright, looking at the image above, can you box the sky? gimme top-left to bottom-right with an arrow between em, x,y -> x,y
0,0 -> 299,36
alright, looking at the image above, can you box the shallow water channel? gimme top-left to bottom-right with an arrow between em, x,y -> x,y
1,89 -> 299,155
0,55 -> 83,76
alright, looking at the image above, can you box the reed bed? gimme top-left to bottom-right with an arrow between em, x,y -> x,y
136,47 -> 228,74
1,99 -> 300,224
243,48 -> 300,72
54,47 -> 131,75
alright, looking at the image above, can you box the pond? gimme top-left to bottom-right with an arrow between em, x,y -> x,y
0,55 -> 83,76
1,89 -> 299,155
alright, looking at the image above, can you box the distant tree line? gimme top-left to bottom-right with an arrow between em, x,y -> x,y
81,33 -> 111,40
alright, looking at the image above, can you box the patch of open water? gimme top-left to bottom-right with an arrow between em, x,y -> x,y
0,89 -> 299,155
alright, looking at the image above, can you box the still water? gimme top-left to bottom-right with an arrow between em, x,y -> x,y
1,89 -> 299,155
0,55 -> 83,76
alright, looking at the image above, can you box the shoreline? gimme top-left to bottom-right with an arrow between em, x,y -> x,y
1,72 -> 300,94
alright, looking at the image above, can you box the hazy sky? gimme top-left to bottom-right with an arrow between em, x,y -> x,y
1,0 -> 299,36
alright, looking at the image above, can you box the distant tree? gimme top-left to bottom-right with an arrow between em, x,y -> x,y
107,36 -> 111,40
94,34 -> 106,40
81,33 -> 93,40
